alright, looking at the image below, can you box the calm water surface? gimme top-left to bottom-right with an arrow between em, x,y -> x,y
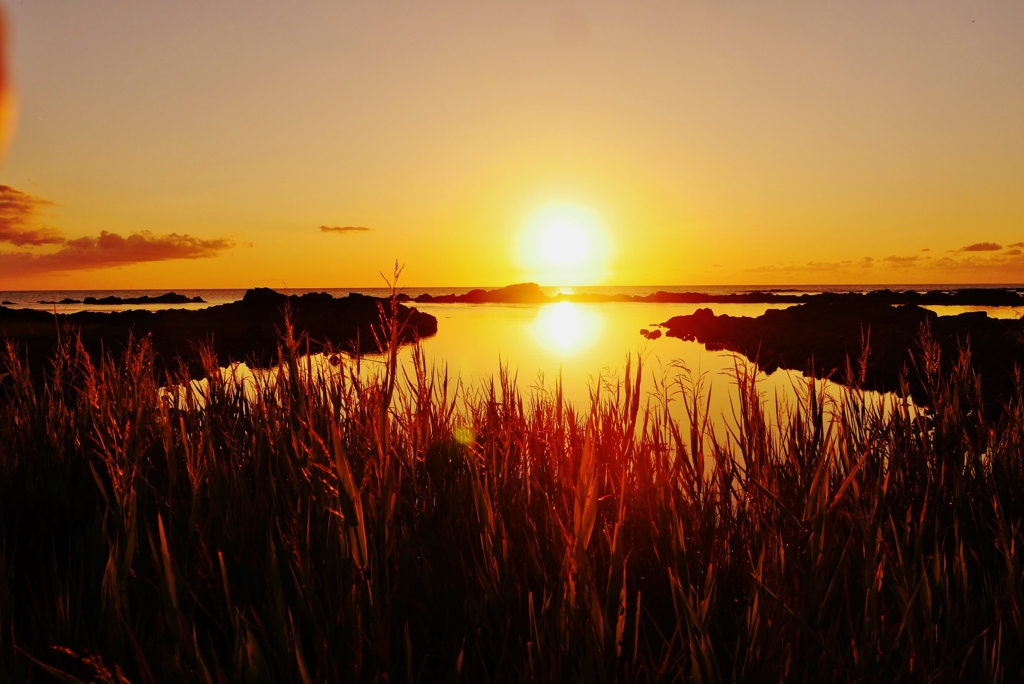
6,287 -> 1013,434
391,301 -> 893,437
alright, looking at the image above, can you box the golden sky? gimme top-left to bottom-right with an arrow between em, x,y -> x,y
1,1 -> 1022,289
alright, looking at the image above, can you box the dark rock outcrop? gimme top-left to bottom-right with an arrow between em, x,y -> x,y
82,292 -> 206,305
660,300 -> 1024,405
415,282 -> 549,304
0,288 -> 437,376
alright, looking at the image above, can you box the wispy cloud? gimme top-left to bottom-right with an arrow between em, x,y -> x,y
869,249 -> 1024,278
747,238 -> 1024,279
0,185 -> 64,246
883,255 -> 926,267
955,242 -> 1002,252
746,258 -> 867,274
0,230 -> 235,277
320,225 -> 374,234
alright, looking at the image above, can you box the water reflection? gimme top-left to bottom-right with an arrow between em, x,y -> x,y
178,301 -> 903,442
533,302 -> 603,355
922,305 -> 1022,320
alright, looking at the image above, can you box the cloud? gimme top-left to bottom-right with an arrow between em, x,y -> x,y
956,242 -> 1002,252
883,255 -> 924,267
746,259 -> 855,274
890,251 -> 1024,278
0,185 -> 64,246
0,230 -> 235,277
320,225 -> 373,234
747,240 -> 1024,279
0,184 -> 238,280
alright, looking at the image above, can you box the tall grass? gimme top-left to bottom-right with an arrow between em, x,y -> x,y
1,305 -> 1022,682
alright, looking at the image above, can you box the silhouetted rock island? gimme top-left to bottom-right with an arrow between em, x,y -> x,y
408,282 -> 550,304
0,288 -> 437,375
37,298 -> 81,305
659,301 -> 1024,406
83,292 -> 207,305
33,293 -> 205,306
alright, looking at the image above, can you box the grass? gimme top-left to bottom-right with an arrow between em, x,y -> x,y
1,299 -> 1023,682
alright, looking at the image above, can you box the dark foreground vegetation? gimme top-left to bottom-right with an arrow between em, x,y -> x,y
2,316 -> 1024,682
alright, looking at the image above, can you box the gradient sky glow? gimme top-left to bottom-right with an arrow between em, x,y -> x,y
1,0 -> 1023,288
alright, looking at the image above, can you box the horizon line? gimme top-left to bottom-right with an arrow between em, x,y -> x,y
3,282 -> 1024,293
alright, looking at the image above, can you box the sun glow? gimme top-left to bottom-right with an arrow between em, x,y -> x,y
518,203 -> 611,285
533,302 -> 603,356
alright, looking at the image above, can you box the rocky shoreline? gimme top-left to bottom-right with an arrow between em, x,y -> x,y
0,288 -> 437,376
407,282 -> 1024,307
658,300 -> 1024,406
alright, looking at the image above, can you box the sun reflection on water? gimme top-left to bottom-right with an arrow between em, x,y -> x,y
532,302 -> 603,355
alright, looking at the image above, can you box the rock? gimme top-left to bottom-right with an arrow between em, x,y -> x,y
415,282 -> 549,304
0,289 -> 437,377
82,292 -> 206,305
660,300 -> 1024,407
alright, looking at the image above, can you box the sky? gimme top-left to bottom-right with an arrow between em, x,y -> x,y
0,0 -> 1022,289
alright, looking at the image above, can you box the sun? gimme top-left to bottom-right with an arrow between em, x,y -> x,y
517,203 -> 611,285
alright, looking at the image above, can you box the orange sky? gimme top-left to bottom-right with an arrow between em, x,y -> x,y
1,1 -> 1022,289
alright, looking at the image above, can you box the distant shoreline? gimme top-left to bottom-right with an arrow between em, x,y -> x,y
405,282 -> 1024,307
4,282 -> 1024,312
3,282 -> 1024,294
